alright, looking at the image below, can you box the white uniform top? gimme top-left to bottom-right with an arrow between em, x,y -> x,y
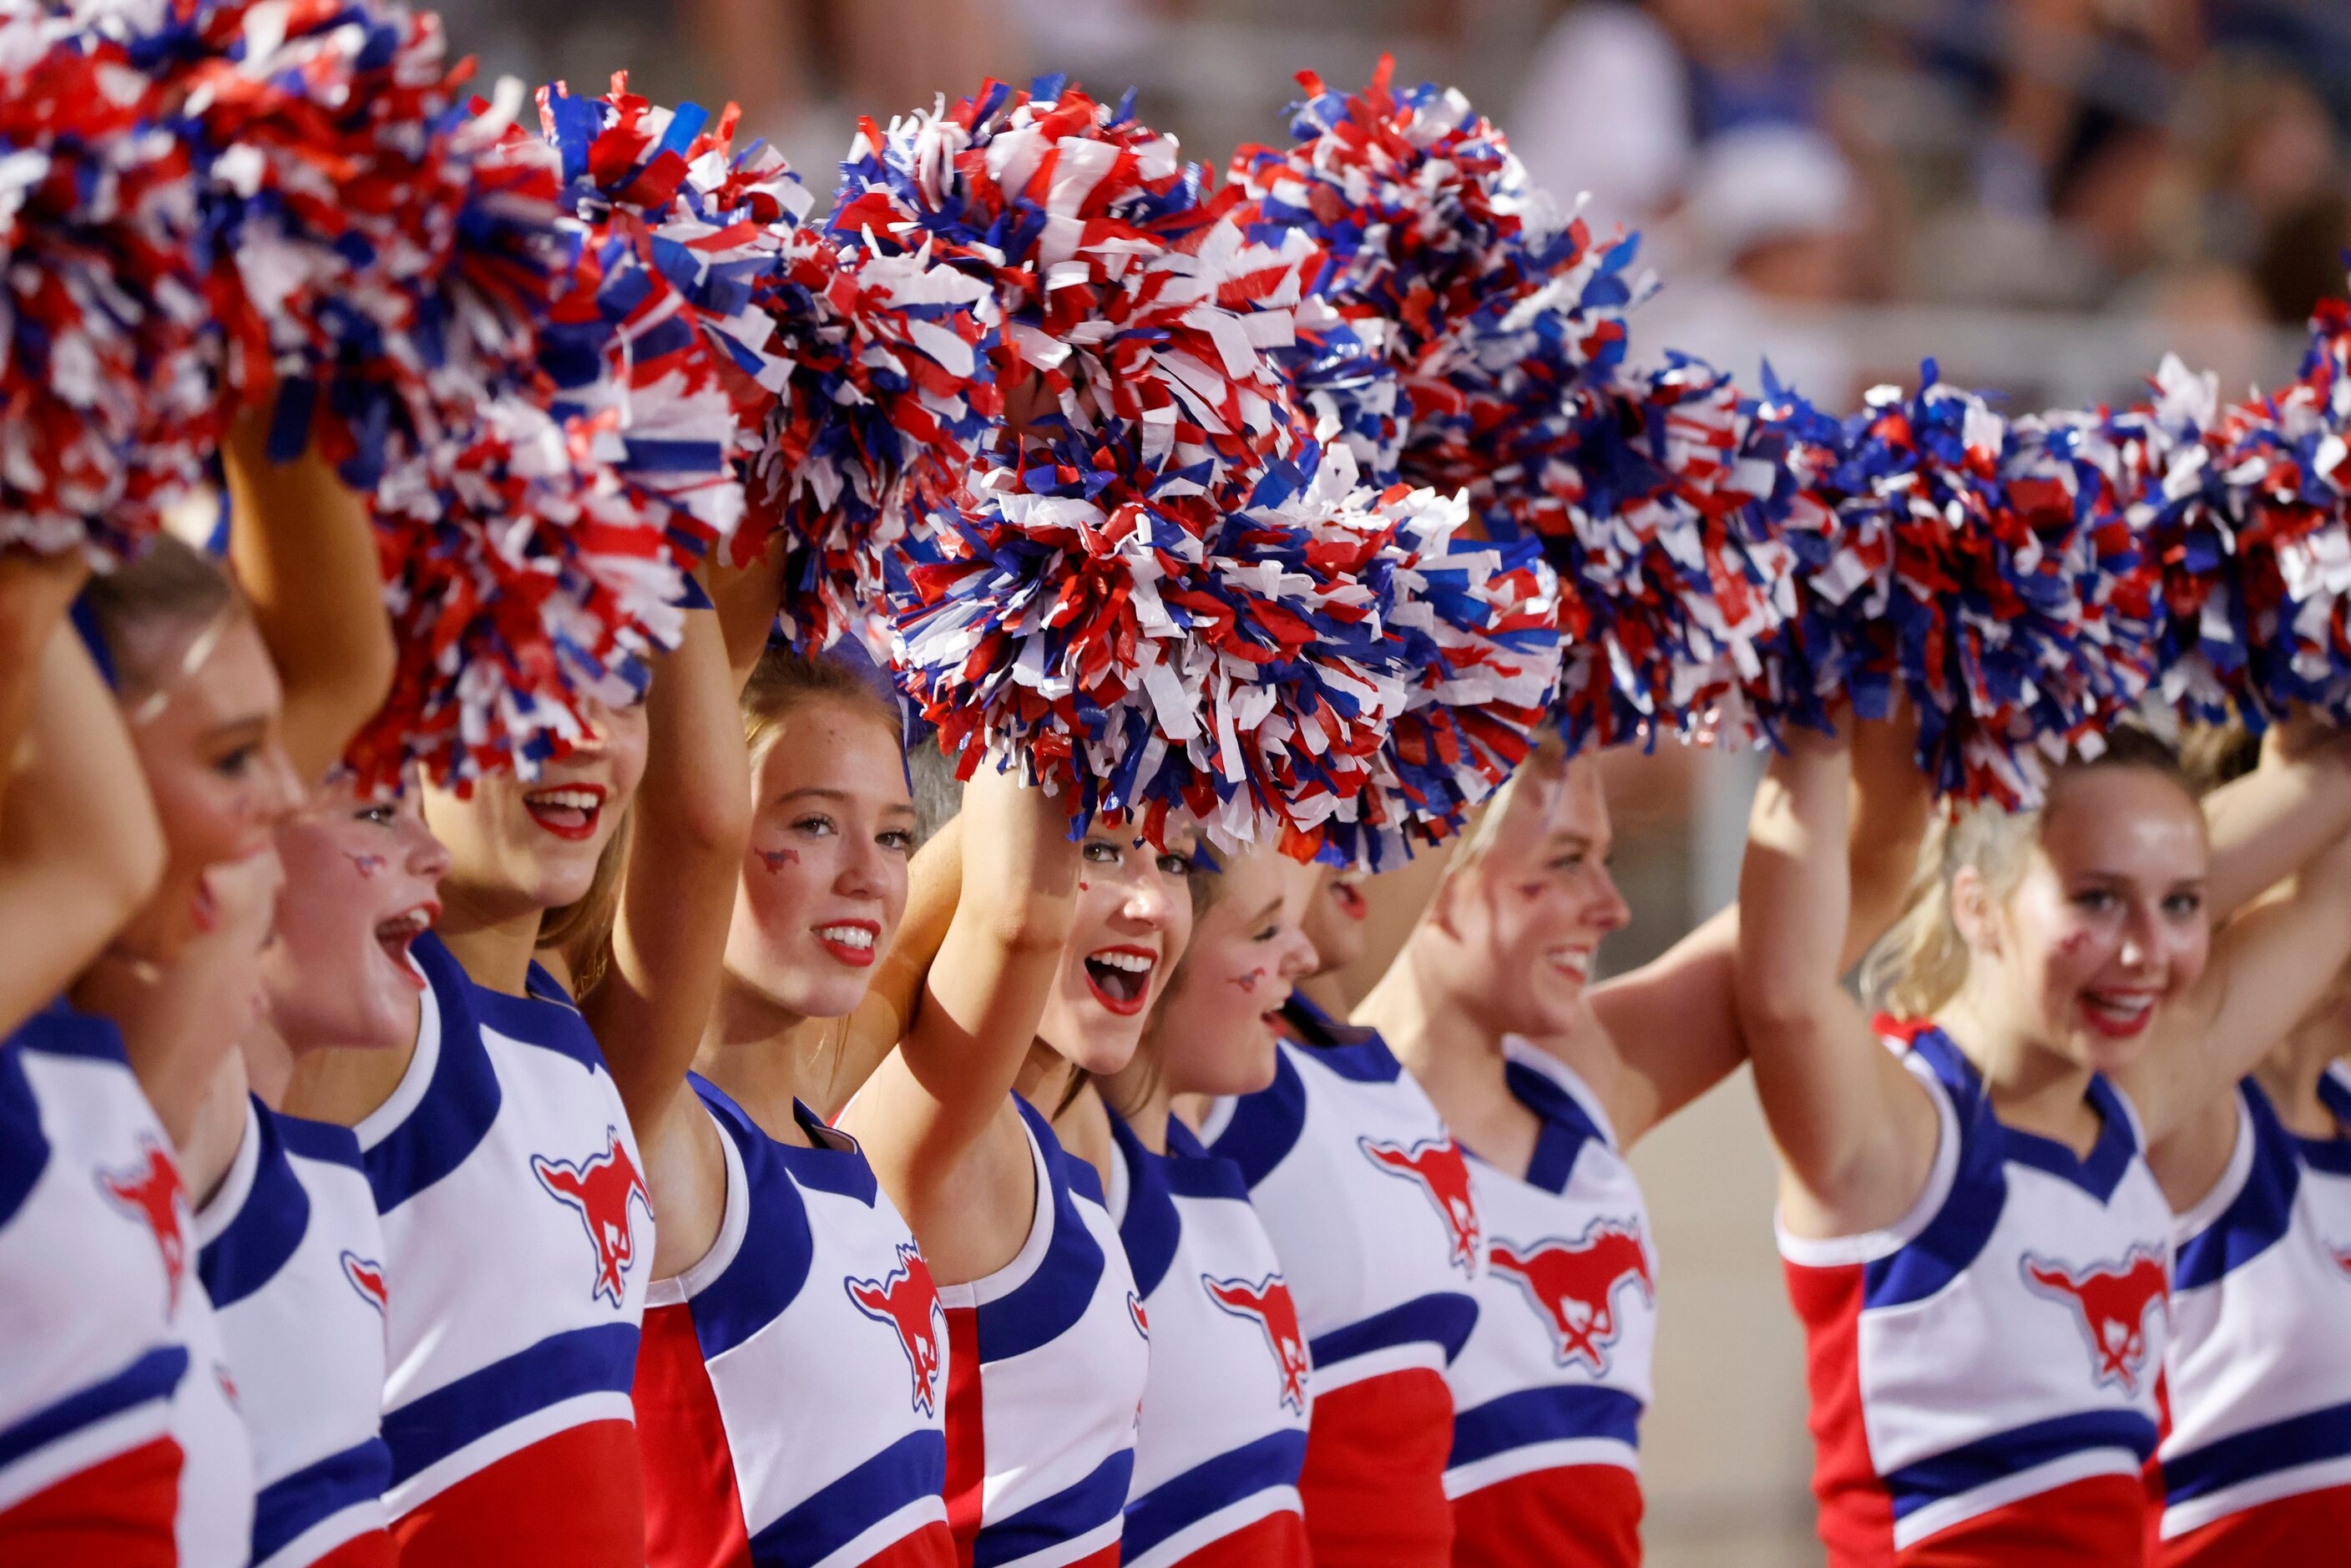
196,1096 -> 392,1568
0,999 -> 253,1566
358,930 -> 653,1535
2157,1066 -> 2351,1540
1781,1021 -> 2173,1559
1199,1007 -> 1482,1398
939,1095 -> 1150,1568
1446,1041 -> 1656,1502
1107,1111 -> 1310,1568
635,1076 -> 953,1568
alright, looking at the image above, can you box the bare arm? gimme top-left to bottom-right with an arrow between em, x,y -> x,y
710,538 -> 787,691
1588,712 -> 1932,1144
807,812 -> 965,1116
222,407 -> 396,781
580,598 -> 755,1136
839,770 -> 1077,1211
1736,722 -> 1940,1234
0,551 -> 88,819
2197,719 -> 2351,921
0,629 -> 164,1038
2127,829 -> 2351,1144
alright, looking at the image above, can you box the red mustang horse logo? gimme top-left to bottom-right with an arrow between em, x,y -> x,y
846,1244 -> 948,1418
532,1129 -> 653,1309
1204,1273 -> 1311,1414
1359,1136 -> 1482,1273
99,1139 -> 187,1313
2020,1249 -> 2169,1393
341,1252 -> 390,1315
1488,1221 -> 1654,1373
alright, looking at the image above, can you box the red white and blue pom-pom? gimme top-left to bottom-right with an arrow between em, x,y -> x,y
536,76 -> 792,560
745,213 -> 1000,652
1344,474 -> 1562,865
0,10 -> 212,560
886,443 -> 1425,854
1474,354 -> 1800,751
1231,58 -> 1647,494
346,390 -> 694,790
832,77 -> 1316,512
157,0 -> 577,484
1767,364 -> 2158,805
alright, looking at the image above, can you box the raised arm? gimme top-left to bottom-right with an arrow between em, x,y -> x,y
2197,718 -> 2351,920
839,769 -> 1078,1211
580,595 -> 755,1135
1587,711 -> 1932,1146
0,551 -> 88,819
0,627 -> 164,1037
2126,823 -> 2351,1144
221,406 -> 395,780
1736,721 -> 1940,1236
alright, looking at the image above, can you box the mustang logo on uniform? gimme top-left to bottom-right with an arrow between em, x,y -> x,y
1203,1273 -> 1310,1414
533,1128 -> 653,1309
1488,1221 -> 1654,1373
2020,1249 -> 2169,1393
846,1244 -> 947,1417
98,1138 -> 187,1313
1359,1136 -> 1483,1272
341,1251 -> 390,1315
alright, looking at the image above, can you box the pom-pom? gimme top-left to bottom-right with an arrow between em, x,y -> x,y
0,12 -> 211,559
1231,56 -> 1647,493
1347,479 -> 1562,865
745,214 -> 999,651
1768,364 -> 2159,805
345,389 -> 694,790
832,77 -> 1318,512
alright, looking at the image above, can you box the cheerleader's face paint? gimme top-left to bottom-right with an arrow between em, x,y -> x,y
1147,852 -> 1319,1098
422,694 -> 647,918
265,776 -> 450,1054
116,617 -> 305,963
1438,756 -> 1629,1039
724,698 -> 915,1022
1958,766 -> 2209,1075
1301,867 -> 1370,979
1039,826 -> 1194,1075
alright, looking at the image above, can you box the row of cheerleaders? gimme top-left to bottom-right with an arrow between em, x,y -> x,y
8,0 -> 2351,1565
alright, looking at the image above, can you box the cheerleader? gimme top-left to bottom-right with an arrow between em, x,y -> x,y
290,571 -> 750,1565
1197,863 -> 1480,1568
837,767 -> 1170,1568
0,617 -> 184,1560
2142,728 -> 2351,1563
1347,736 -> 1924,1568
1737,713 -> 2351,1565
1101,847 -> 1320,1568
625,643 -> 956,1568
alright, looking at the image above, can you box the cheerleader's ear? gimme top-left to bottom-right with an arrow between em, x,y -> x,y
1948,862 -> 2001,960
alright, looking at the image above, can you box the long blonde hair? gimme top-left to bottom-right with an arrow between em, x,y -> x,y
1859,730 -> 2192,1021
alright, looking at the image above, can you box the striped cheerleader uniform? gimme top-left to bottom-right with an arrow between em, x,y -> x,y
1783,1020 -> 2172,1565
1446,1040 -> 1656,1568
1201,998 -> 1481,1568
939,1095 -> 1150,1568
2153,1066 -> 2351,1563
1107,1110 -> 1311,1568
196,1096 -> 395,1568
0,999 -> 252,1566
633,1077 -> 953,1568
356,930 -> 655,1565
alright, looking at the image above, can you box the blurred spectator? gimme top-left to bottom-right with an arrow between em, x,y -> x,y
1507,0 -> 1822,229
1644,124 -> 1866,405
2253,190 -> 2351,326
